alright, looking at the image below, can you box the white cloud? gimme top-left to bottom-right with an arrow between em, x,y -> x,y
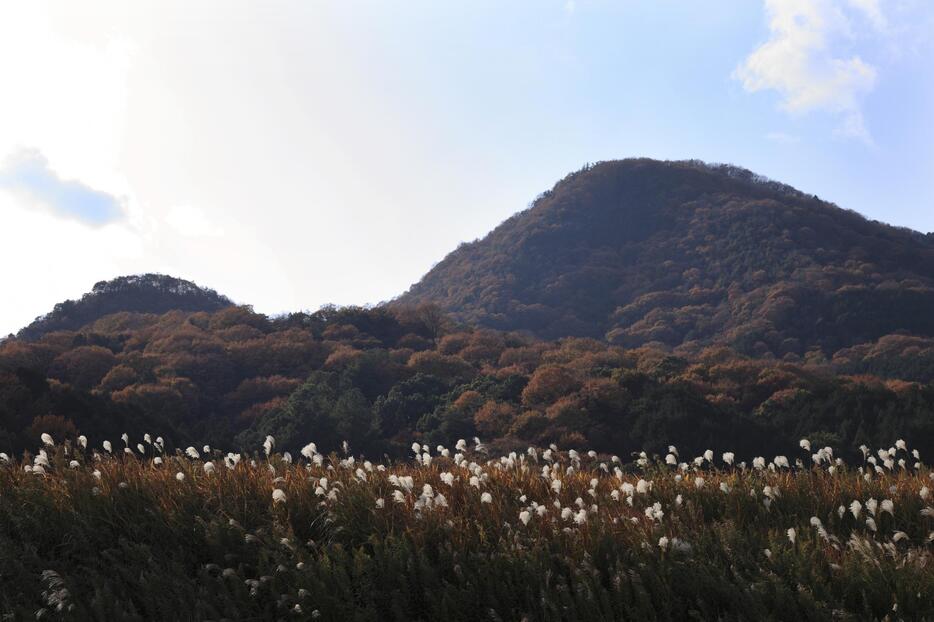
735,0 -> 881,143
0,149 -> 125,225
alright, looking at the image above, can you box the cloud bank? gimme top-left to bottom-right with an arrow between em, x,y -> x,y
735,0 -> 884,142
0,149 -> 124,225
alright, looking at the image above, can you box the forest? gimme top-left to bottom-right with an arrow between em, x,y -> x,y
2,299 -> 933,462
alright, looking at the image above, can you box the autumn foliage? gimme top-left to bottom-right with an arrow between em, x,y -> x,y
2,300 -> 933,461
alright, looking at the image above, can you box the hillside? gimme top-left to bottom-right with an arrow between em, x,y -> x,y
2,303 -> 933,461
16,274 -> 235,341
396,159 -> 934,360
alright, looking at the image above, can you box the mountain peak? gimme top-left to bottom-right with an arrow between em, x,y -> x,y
17,273 -> 234,341
397,158 -> 934,356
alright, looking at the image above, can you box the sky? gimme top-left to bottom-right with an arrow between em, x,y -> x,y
1,0 -> 932,336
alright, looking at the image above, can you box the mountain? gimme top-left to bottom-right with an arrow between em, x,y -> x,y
3,159 -> 934,461
16,274 -> 235,341
397,159 -> 934,359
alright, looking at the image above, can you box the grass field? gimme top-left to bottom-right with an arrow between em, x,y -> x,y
1,436 -> 933,621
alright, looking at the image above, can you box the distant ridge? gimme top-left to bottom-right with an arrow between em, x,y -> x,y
396,158 -> 934,358
16,273 -> 234,341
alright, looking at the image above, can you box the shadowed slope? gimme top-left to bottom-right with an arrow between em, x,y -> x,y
16,274 -> 235,341
397,159 -> 934,358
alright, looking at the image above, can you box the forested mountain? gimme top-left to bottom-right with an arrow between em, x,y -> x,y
3,159 -> 934,461
15,274 -> 234,341
397,159 -> 934,362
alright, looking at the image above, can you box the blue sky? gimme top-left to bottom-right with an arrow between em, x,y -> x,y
0,0 -> 932,335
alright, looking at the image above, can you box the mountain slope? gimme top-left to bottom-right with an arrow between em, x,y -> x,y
16,274 -> 234,341
397,159 -> 934,358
